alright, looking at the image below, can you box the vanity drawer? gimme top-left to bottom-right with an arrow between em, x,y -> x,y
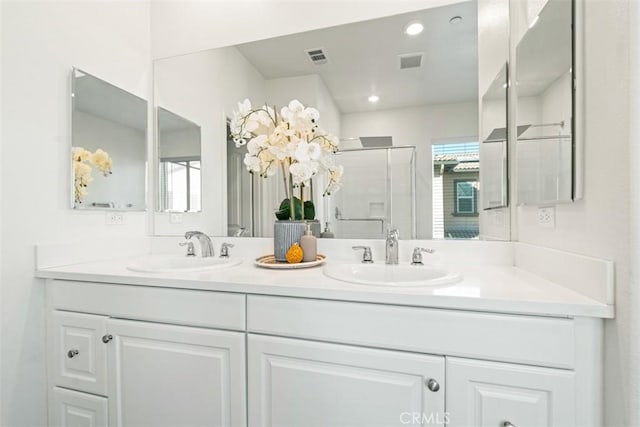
47,280 -> 246,331
247,295 -> 576,369
50,386 -> 108,427
49,311 -> 109,396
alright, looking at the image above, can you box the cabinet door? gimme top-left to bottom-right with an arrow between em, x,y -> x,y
49,311 -> 109,396
446,357 -> 575,427
106,319 -> 246,427
248,334 -> 445,427
49,386 -> 108,427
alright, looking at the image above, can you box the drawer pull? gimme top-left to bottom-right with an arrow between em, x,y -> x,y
502,422 -> 515,427
67,349 -> 79,358
426,378 -> 440,392
102,334 -> 113,343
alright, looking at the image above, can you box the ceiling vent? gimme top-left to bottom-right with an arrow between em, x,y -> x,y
399,53 -> 423,70
305,48 -> 329,65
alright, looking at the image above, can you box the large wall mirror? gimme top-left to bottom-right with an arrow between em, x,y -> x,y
71,68 -> 147,210
154,2 -> 488,240
515,0 -> 574,205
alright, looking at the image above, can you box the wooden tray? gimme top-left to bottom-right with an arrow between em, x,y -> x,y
254,254 -> 326,269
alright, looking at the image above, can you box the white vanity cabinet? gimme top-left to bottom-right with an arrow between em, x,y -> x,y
50,386 -> 108,427
248,334 -> 446,427
45,280 -> 247,427
247,295 -> 603,427
446,357 -> 575,426
106,319 -> 245,427
44,279 -> 603,427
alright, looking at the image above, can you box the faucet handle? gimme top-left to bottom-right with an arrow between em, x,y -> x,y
411,247 -> 435,266
220,243 -> 234,258
179,241 -> 196,257
352,246 -> 373,264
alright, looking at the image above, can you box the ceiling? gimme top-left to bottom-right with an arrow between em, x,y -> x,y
158,107 -> 199,133
236,1 -> 478,114
74,72 -> 147,131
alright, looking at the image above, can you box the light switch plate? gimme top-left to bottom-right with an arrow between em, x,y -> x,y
170,213 -> 183,224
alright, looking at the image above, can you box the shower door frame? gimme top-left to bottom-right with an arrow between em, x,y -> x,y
335,145 -> 417,239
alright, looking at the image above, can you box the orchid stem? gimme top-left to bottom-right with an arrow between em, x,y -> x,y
288,171 -> 295,221
280,162 -> 288,200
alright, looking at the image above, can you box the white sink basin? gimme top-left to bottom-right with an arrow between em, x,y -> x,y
127,255 -> 241,273
323,263 -> 461,287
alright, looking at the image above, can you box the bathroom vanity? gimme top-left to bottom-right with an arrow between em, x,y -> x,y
37,239 -> 612,427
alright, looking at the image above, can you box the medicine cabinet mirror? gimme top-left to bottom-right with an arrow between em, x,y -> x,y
157,107 -> 202,213
71,68 -> 147,210
481,63 -> 509,210
515,0 -> 575,205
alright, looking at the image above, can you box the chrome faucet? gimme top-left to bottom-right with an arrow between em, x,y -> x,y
219,242 -> 234,258
184,231 -> 214,257
385,227 -> 399,265
411,247 -> 435,266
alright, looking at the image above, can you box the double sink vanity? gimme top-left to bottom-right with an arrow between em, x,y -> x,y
37,236 -> 613,427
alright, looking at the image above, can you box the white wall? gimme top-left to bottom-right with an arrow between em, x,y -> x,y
341,102 -> 478,239
265,75 -> 320,113
159,127 -> 201,159
0,1 -> 151,425
150,0 -> 461,59
314,76 -> 341,137
512,0 -> 634,425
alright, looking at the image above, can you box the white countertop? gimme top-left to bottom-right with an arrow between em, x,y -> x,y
36,253 -> 613,319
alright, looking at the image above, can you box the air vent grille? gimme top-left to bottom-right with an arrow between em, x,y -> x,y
305,48 -> 329,65
399,53 -> 423,70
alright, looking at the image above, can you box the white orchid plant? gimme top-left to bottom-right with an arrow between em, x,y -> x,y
72,147 -> 113,203
230,99 -> 343,219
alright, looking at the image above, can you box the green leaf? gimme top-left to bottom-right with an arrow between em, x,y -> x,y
274,198 -> 315,220
304,201 -> 315,220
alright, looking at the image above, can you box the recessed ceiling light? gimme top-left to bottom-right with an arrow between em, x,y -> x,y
404,22 -> 424,36
368,95 -> 380,103
449,16 -> 463,25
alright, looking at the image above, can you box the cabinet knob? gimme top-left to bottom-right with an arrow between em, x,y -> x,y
67,349 -> 79,358
502,422 -> 516,427
426,378 -> 440,392
102,334 -> 113,343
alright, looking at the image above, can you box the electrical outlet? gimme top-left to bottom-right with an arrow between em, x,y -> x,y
106,212 -> 125,225
170,213 -> 183,224
537,206 -> 555,228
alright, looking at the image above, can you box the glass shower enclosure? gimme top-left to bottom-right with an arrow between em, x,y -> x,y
330,146 -> 416,239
